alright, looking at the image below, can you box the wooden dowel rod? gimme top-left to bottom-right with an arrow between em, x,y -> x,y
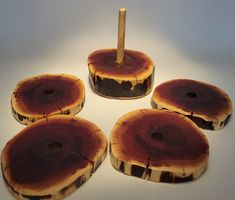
116,8 -> 127,64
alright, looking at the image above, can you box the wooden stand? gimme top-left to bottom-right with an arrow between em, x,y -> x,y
87,8 -> 155,99
116,8 -> 127,64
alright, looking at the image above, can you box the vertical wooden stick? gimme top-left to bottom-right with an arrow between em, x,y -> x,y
116,8 -> 127,64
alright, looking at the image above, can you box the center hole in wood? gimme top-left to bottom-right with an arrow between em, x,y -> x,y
151,132 -> 164,141
48,142 -> 62,154
44,89 -> 55,95
187,91 -> 197,98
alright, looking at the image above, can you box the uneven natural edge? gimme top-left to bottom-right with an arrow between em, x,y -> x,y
110,143 -> 208,183
1,147 -> 107,200
11,74 -> 85,125
1,115 -> 108,200
11,98 -> 85,125
151,99 -> 232,131
150,79 -> 233,130
109,109 -> 209,183
88,70 -> 154,99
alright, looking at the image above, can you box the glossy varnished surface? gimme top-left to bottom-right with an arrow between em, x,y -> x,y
1,1 -> 235,199
88,49 -> 154,98
88,49 -> 153,77
153,79 -> 232,118
12,74 -> 84,115
111,109 -> 209,167
1,116 -> 107,189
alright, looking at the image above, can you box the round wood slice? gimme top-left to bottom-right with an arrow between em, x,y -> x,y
88,49 -> 155,99
1,115 -> 107,200
11,74 -> 85,125
110,109 -> 209,183
151,79 -> 232,130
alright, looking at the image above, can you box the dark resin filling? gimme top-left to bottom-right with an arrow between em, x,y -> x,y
91,74 -> 153,98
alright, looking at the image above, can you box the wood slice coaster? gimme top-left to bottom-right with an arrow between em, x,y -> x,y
88,49 -> 155,99
1,115 -> 107,200
110,109 -> 209,183
11,74 -> 85,125
151,79 -> 232,130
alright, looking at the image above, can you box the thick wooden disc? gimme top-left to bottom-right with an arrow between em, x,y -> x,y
1,115 -> 107,200
151,79 -> 232,130
110,109 -> 209,183
11,74 -> 85,125
88,49 -> 155,99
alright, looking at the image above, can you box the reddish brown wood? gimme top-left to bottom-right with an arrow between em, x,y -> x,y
110,109 -> 209,183
151,79 -> 232,130
88,49 -> 155,99
88,49 -> 153,76
1,116 -> 107,199
11,74 -> 85,125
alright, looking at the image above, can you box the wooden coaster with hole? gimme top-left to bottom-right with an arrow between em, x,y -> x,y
11,74 -> 85,125
88,49 -> 155,99
88,9 -> 155,99
151,79 -> 232,130
1,115 -> 107,200
110,109 -> 209,183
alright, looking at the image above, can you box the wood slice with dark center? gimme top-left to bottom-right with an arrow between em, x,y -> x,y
88,49 -> 155,99
1,115 -> 107,200
11,74 -> 85,125
151,79 -> 232,130
110,109 -> 209,183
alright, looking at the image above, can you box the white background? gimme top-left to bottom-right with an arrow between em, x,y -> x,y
0,0 -> 234,200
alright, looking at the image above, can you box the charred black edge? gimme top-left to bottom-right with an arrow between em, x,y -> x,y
11,103 -> 30,123
187,115 -> 214,130
131,165 -> 145,178
151,101 -> 232,130
89,69 -> 154,98
119,161 -> 125,172
159,171 -> 193,183
21,194 -> 52,200
220,114 -> 231,127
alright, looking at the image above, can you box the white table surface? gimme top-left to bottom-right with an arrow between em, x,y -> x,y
0,1 -> 235,200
